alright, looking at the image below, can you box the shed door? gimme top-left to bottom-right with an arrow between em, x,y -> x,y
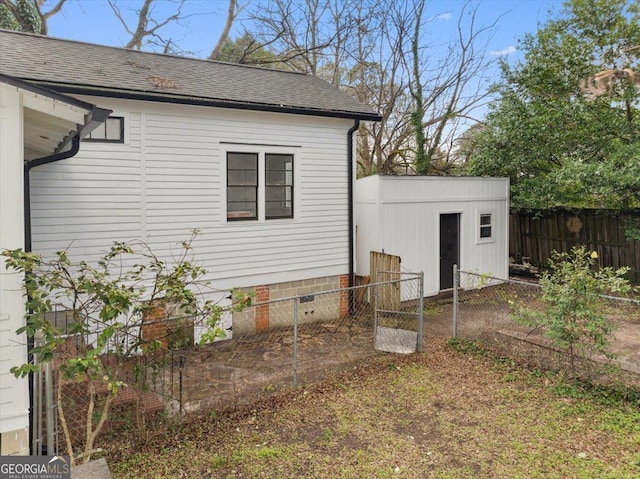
439,213 -> 460,290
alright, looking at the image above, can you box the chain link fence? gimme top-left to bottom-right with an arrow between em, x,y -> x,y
35,273 -> 424,453
32,321 -> 186,456
178,272 -> 424,412
453,268 -> 640,383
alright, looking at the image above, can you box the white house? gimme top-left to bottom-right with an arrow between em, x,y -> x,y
0,29 -> 379,454
355,175 -> 510,296
0,73 -> 110,455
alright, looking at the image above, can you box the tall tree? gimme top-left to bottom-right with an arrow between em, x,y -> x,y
410,1 -> 428,173
245,0 -> 496,176
213,32 -> 280,66
108,0 -> 237,55
209,0 -> 237,60
0,0 -> 65,33
464,0 -> 640,208
0,0 -> 237,57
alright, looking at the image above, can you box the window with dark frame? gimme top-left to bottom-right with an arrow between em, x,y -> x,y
265,153 -> 294,219
84,116 -> 125,143
480,213 -> 493,239
227,152 -> 258,221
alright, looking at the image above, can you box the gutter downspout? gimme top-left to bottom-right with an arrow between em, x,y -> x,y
23,104 -> 110,455
24,136 -> 81,252
24,136 -> 80,455
347,120 -> 360,313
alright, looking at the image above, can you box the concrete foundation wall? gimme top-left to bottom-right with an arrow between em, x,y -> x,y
232,275 -> 349,335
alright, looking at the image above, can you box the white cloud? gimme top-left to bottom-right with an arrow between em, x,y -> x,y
490,45 -> 517,57
431,12 -> 451,21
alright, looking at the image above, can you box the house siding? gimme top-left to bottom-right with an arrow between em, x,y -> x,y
30,98 -> 353,291
1,84 -> 34,454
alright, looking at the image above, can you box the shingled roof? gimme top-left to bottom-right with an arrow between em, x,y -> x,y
0,29 -> 380,121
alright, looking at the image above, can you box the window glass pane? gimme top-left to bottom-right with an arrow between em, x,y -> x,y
228,187 -> 257,202
228,152 -> 258,170
265,153 -> 293,218
106,118 -> 122,140
480,226 -> 492,238
266,186 -> 286,201
227,152 -> 258,221
228,170 -> 258,186
89,124 -> 106,140
266,170 -> 287,185
480,214 -> 492,226
266,154 -> 293,171
266,203 -> 292,218
227,202 -> 257,219
266,186 -> 293,218
85,116 -> 125,142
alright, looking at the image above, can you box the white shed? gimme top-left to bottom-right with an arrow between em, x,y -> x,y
355,175 -> 510,296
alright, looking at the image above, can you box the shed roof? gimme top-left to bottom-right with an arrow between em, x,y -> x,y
0,29 -> 380,121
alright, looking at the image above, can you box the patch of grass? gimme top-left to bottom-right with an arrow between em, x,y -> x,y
207,453 -> 225,469
106,339 -> 640,479
447,337 -> 489,356
254,445 -> 288,459
423,302 -> 445,316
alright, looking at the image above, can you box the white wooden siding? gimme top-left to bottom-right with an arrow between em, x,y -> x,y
355,175 -> 510,296
0,85 -> 29,437
30,98 -> 353,290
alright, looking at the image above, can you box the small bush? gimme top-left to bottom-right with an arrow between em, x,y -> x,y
514,246 -> 630,376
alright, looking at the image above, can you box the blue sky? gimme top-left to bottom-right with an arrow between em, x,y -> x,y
42,0 -> 564,126
44,0 -> 563,61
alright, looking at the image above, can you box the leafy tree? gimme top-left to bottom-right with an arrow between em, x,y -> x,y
214,32 -> 282,67
2,232 -> 250,464
464,0 -> 640,209
514,247 -> 630,376
0,0 -> 50,33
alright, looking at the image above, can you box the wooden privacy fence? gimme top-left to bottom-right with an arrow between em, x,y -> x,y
370,251 -> 401,310
510,209 -> 640,283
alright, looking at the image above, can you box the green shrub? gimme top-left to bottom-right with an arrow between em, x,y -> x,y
515,246 -> 630,376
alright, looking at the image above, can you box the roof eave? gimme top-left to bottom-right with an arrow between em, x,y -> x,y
32,81 -> 383,122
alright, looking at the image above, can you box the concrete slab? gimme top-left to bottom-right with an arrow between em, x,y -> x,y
71,458 -> 111,479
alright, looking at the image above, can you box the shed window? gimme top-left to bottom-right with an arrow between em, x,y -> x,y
84,116 -> 124,143
227,152 -> 258,220
479,213 -> 492,239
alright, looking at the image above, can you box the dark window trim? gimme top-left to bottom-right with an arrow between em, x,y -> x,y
265,153 -> 294,220
83,115 -> 125,143
227,152 -> 258,221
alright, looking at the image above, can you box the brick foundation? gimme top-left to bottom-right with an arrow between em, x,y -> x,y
339,274 -> 350,319
255,285 -> 270,331
141,301 -> 168,348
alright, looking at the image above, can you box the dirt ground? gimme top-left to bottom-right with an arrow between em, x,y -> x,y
106,337 -> 640,479
164,294 -> 640,414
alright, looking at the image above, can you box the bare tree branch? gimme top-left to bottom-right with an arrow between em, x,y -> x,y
42,0 -> 65,20
107,0 -> 193,51
209,0 -> 237,60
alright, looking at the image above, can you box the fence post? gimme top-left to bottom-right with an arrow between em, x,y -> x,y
44,361 -> 54,454
453,264 -> 458,338
293,297 -> 299,387
179,355 -> 185,415
417,272 -> 424,353
33,365 -> 42,455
